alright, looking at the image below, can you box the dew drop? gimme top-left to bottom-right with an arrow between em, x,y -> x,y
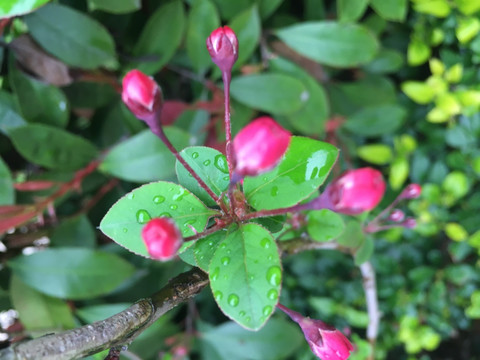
239,311 -> 246,317
208,241 -> 214,246
153,195 -> 165,204
260,238 -> 271,249
185,219 -> 197,226
267,289 -> 278,300
245,317 -> 251,323
266,266 -> 282,287
214,154 -> 229,174
228,294 -> 239,307
263,305 -> 272,316
211,267 -> 220,281
170,204 -> 178,210
214,291 -> 223,301
270,186 -> 279,197
136,209 -> 151,224
159,212 -> 171,218
192,152 -> 199,159
267,255 -> 273,261
249,274 -> 255,281
262,177 -> 267,182
221,257 -> 230,266
220,242 -> 227,249
226,249 -> 231,255
127,193 -> 135,200
203,159 -> 211,166
122,228 -> 128,233
223,176 -> 230,181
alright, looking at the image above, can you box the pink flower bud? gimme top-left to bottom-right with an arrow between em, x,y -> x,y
402,217 -> 417,229
206,26 -> 239,73
277,304 -> 354,360
141,218 -> 182,261
232,117 -> 291,178
388,209 -> 405,222
122,69 -> 162,122
399,183 -> 422,199
325,167 -> 386,215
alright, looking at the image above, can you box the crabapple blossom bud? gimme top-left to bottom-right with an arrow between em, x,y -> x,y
320,167 -> 386,215
232,117 -> 291,178
206,26 -> 239,73
277,304 -> 354,360
399,183 -> 422,199
388,209 -> 405,222
122,69 -> 163,122
402,217 -> 417,229
141,218 -> 182,261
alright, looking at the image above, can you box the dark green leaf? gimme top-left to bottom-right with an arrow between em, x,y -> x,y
275,21 -> 379,67
200,318 -> 303,360
176,146 -> 230,207
8,248 -> 136,299
50,215 -> 96,248
230,73 -> 308,115
10,275 -> 75,332
63,82 -> 117,109
337,0 -> 369,22
364,48 -> 404,74
244,136 -> 338,210
0,157 -> 14,205
256,0 -> 284,19
9,124 -> 98,171
209,224 -> 281,330
76,303 -> 130,323
370,0 -> 407,21
229,5 -> 261,68
0,91 -> 27,135
100,128 -> 190,182
0,0 -> 51,18
132,0 -> 185,74
10,67 -> 69,127
186,0 -> 220,72
87,0 -> 141,14
344,104 -> 407,137
211,0 -> 255,20
25,3 -> 117,69
100,182 -> 217,257
306,210 -> 345,242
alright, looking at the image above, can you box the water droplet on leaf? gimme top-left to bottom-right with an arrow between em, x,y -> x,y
153,195 -> 165,204
214,291 -> 223,301
203,159 -> 211,166
214,154 -> 229,174
192,152 -> 199,159
267,289 -> 278,300
228,294 -> 239,307
260,238 -> 271,249
136,209 -> 151,224
211,267 -> 220,281
263,305 -> 272,316
170,204 -> 178,210
221,257 -> 230,265
270,186 -> 279,196
266,266 -> 282,287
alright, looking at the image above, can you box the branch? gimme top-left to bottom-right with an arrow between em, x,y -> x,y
359,261 -> 380,360
0,268 -> 209,360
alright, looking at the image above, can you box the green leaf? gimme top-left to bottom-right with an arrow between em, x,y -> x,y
10,275 -> 75,332
407,38 -> 431,66
132,0 -> 185,74
229,5 -> 261,68
337,220 -> 365,248
357,144 -> 393,165
0,0 -> 51,18
0,157 -> 14,205
100,128 -> 190,183
63,82 -> 117,109
401,81 -> 435,104
230,73 -> 308,115
200,318 -> 303,360
275,21 -> 379,67
176,146 -> 230,207
25,3 -> 117,69
370,0 -> 407,21
256,0 -> 284,19
307,210 -> 345,242
389,157 -> 409,190
337,0 -> 369,22
364,48 -> 404,73
354,237 -> 374,265
50,215 -> 96,248
194,230 -> 226,272
209,224 -> 281,330
100,182 -> 217,257
0,91 -> 27,135
76,303 -> 130,323
87,0 -> 141,14
244,137 -> 338,210
269,57 -> 329,135
211,0 -> 254,20
9,124 -> 98,171
186,0 -> 220,72
344,104 -> 406,137
8,248 -> 135,299
10,67 -> 69,127
412,0 -> 450,17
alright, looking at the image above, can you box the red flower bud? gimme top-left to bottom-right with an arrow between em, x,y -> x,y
399,183 -> 422,199
402,217 -> 417,229
325,167 -> 386,215
388,209 -> 405,222
141,218 -> 182,261
122,69 -> 162,122
206,26 -> 239,73
232,117 -> 291,178
277,304 -> 354,360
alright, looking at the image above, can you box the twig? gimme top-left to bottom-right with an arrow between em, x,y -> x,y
359,261 -> 380,359
0,268 -> 208,360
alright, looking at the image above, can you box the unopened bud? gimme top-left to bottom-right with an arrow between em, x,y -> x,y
206,26 -> 239,73
324,167 -> 386,215
388,209 -> 405,222
232,117 -> 291,178
122,69 -> 163,122
277,304 -> 354,360
141,218 -> 182,261
402,217 -> 417,229
400,183 -> 422,199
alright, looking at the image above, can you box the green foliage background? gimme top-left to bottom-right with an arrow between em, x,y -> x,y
1,0 -> 480,359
